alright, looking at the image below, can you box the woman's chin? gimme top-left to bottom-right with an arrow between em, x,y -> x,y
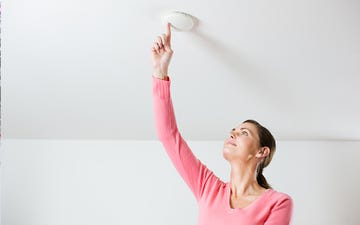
222,147 -> 234,161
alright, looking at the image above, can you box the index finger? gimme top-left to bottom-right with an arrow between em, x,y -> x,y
166,22 -> 172,38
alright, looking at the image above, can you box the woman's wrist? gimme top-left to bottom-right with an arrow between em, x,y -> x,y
153,74 -> 169,80
152,69 -> 169,80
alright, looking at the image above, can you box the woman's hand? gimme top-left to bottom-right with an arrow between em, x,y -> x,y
151,23 -> 173,79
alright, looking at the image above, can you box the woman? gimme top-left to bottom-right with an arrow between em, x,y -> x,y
151,23 -> 293,225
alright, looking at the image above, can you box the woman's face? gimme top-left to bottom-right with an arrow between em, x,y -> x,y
222,122 -> 261,163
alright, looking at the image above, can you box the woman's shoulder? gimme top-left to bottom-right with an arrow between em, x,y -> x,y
265,189 -> 293,206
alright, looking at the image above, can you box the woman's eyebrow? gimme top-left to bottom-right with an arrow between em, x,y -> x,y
232,127 -> 252,134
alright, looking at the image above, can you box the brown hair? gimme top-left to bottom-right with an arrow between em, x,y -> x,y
243,119 -> 276,189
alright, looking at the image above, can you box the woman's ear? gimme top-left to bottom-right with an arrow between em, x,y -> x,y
256,147 -> 270,159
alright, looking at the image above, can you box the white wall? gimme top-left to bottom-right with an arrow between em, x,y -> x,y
1,139 -> 360,225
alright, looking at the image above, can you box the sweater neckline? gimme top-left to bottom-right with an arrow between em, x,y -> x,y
225,182 -> 272,213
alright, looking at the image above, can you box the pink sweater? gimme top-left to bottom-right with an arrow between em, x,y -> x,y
152,76 -> 293,225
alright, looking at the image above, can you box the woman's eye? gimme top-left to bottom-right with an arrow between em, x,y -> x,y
241,131 -> 248,136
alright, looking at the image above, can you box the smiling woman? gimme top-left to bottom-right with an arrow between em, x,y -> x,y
151,23 -> 293,225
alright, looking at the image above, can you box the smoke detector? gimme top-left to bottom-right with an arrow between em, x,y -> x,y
161,11 -> 195,31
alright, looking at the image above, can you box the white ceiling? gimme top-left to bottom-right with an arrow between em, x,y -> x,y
3,0 -> 360,141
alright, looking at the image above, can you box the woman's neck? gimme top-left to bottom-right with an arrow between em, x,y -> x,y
229,163 -> 263,197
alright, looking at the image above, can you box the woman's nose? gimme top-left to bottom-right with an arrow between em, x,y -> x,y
230,131 -> 236,139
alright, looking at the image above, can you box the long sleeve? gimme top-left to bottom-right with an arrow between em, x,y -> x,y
152,76 -> 217,201
264,194 -> 293,225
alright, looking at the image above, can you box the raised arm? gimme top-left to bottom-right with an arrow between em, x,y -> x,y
151,24 -> 218,201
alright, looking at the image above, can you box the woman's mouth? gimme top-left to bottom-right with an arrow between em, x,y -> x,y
226,140 -> 237,147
